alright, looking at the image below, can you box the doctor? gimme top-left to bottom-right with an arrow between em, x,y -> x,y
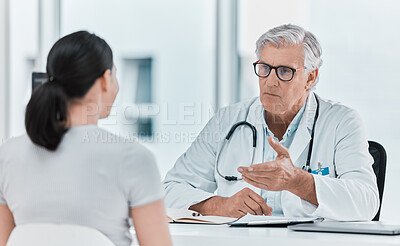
163,24 -> 379,221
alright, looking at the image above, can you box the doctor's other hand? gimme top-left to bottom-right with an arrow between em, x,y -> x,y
188,188 -> 272,218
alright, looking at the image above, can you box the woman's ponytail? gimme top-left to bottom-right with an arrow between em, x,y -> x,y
25,79 -> 68,151
25,31 -> 113,151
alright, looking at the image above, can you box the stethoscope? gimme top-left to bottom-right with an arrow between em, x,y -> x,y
216,95 -> 320,181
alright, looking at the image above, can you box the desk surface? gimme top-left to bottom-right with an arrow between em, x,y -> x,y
132,223 -> 400,246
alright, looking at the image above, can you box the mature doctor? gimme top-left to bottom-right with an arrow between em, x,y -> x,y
163,24 -> 379,221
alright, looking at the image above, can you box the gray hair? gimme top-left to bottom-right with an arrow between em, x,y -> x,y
255,24 -> 323,88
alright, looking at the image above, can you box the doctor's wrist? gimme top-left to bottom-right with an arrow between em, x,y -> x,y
287,168 -> 306,192
189,196 -> 225,216
288,168 -> 319,206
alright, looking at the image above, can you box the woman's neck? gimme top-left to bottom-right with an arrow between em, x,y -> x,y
67,102 -> 100,127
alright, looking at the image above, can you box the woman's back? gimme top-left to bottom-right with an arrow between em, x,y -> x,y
0,125 -> 163,246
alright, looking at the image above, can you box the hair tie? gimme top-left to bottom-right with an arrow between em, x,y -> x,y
49,76 -> 55,82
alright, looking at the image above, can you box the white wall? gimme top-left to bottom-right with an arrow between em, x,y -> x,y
37,0 -> 61,71
0,0 -> 9,144
8,0 -> 38,137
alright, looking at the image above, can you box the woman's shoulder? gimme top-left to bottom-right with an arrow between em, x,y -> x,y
78,126 -> 155,163
0,135 -> 31,155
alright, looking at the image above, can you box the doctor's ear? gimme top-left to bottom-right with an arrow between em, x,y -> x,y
305,68 -> 318,90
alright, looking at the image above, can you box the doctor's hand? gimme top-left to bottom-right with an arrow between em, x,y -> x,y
189,188 -> 272,218
238,136 -> 299,191
238,136 -> 318,206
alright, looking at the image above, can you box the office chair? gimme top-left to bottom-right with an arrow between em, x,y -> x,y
6,223 -> 116,246
368,141 -> 387,221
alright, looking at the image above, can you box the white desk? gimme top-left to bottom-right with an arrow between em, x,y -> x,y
131,223 -> 400,246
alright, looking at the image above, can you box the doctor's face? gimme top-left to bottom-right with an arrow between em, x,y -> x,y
257,44 -> 315,116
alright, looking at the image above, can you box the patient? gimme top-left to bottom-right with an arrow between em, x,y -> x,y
0,31 -> 172,246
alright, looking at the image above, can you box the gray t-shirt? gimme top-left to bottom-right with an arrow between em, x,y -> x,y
0,125 -> 164,246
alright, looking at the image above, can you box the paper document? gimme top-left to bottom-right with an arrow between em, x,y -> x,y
231,214 -> 323,226
166,208 -> 238,224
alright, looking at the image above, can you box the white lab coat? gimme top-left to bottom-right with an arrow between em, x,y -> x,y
163,93 -> 379,221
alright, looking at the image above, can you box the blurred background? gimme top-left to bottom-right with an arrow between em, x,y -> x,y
1,0 -> 399,222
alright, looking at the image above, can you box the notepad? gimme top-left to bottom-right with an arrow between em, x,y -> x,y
230,214 -> 323,227
166,208 -> 238,224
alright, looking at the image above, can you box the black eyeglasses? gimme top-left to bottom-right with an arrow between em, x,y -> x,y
253,60 -> 306,82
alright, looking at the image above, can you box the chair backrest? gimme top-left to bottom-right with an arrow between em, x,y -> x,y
368,141 -> 387,221
6,223 -> 116,246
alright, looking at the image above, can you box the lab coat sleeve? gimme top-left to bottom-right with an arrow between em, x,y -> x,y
302,109 -> 379,221
163,112 -> 222,209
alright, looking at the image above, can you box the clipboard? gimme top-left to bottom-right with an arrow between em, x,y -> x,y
230,214 -> 324,227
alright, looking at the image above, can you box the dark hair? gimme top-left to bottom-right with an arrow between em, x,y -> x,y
25,31 -> 113,151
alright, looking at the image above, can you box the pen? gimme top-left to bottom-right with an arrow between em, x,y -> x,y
318,162 -> 322,175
